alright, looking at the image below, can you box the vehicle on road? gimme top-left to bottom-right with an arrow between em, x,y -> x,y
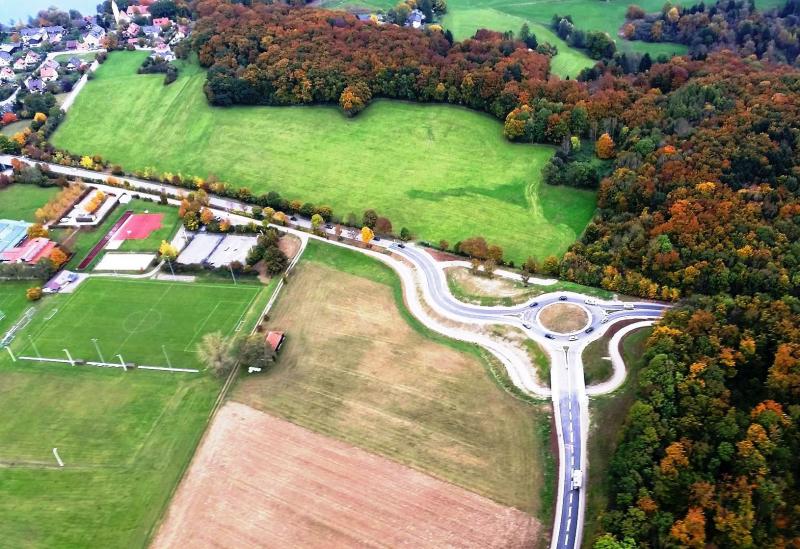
601,317 -> 610,324
559,296 -> 568,301
569,335 -> 578,341
623,303 -> 635,310
545,334 -> 555,340
374,236 -> 381,241
397,243 -> 405,248
522,323 -> 531,329
584,298 -> 597,305
571,469 -> 583,490
290,215 -> 297,221
585,327 -> 594,333
529,302 -> 539,308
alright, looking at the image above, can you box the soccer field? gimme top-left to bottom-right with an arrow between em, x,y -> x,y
52,52 -> 597,264
0,276 -> 269,547
14,277 -> 261,369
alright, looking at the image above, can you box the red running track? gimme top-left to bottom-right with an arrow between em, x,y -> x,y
76,210 -> 133,270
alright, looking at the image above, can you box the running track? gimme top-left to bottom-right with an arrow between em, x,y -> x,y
76,210 -> 133,270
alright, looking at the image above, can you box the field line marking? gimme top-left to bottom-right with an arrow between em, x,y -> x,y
183,301 -> 223,352
52,448 -> 64,467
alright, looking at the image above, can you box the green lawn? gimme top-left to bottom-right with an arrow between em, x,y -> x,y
1,120 -> 30,137
0,282 -> 38,336
52,51 -> 597,264
0,276 -> 268,548
0,185 -> 59,222
12,277 -> 261,369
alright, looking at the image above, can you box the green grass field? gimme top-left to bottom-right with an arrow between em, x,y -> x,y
0,185 -> 59,222
0,282 -> 39,336
52,51 -> 597,263
12,277 -> 260,368
322,0 -> 695,57
0,276 -> 269,547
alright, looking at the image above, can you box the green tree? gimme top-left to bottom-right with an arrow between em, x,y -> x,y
237,333 -> 273,370
362,209 -> 378,228
196,331 -> 236,377
311,213 -> 324,231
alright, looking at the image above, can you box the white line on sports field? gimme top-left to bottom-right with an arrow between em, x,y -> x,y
52,448 -> 64,467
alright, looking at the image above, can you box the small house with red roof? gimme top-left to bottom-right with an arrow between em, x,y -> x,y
265,331 -> 285,355
152,17 -> 171,27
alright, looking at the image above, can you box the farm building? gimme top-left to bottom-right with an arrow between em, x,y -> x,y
265,331 -> 285,354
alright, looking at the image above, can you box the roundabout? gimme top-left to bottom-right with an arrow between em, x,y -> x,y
537,303 -> 591,334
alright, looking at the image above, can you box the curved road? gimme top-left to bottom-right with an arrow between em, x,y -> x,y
4,154 -> 668,548
388,243 -> 666,549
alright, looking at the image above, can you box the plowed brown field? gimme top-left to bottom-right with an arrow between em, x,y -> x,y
153,402 -> 541,548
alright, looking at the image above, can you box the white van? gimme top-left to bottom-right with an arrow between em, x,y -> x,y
571,469 -> 583,490
623,303 -> 635,310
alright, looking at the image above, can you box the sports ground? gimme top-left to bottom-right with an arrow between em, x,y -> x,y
13,277 -> 260,368
52,52 -> 597,264
0,276 -> 271,547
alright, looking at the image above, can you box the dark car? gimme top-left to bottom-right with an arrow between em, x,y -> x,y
559,296 -> 568,301
374,236 -> 381,241
585,327 -> 594,334
325,223 -> 333,229
528,302 -> 539,308
289,215 -> 297,221
545,334 -> 555,340
397,243 -> 405,248
522,323 -> 531,329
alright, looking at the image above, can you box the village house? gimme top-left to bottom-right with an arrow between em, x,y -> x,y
0,43 -> 21,55
41,59 -> 59,71
0,52 -> 11,67
142,25 -> 161,38
127,5 -> 151,19
151,43 -> 175,62
66,57 -> 86,71
25,78 -> 45,93
0,67 -> 15,83
405,9 -> 426,29
13,58 -> 27,72
152,17 -> 171,28
126,22 -> 141,38
40,65 -> 58,82
24,51 -> 41,67
20,26 -> 65,45
65,40 -> 78,50
82,32 -> 102,49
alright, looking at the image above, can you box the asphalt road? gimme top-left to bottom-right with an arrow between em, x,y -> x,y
389,243 -> 667,549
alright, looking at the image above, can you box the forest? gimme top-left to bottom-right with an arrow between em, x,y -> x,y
623,0 -> 800,63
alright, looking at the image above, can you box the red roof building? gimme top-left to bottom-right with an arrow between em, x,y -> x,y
265,331 -> 285,353
152,17 -> 171,27
0,237 -> 56,264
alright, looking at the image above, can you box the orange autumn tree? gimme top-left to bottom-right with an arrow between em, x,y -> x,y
595,132 -> 616,159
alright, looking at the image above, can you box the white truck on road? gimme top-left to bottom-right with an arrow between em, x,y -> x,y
571,469 -> 583,490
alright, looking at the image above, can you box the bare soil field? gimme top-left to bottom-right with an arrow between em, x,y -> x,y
153,402 -> 541,549
232,260 -> 545,514
538,303 -> 589,334
448,267 -> 531,298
